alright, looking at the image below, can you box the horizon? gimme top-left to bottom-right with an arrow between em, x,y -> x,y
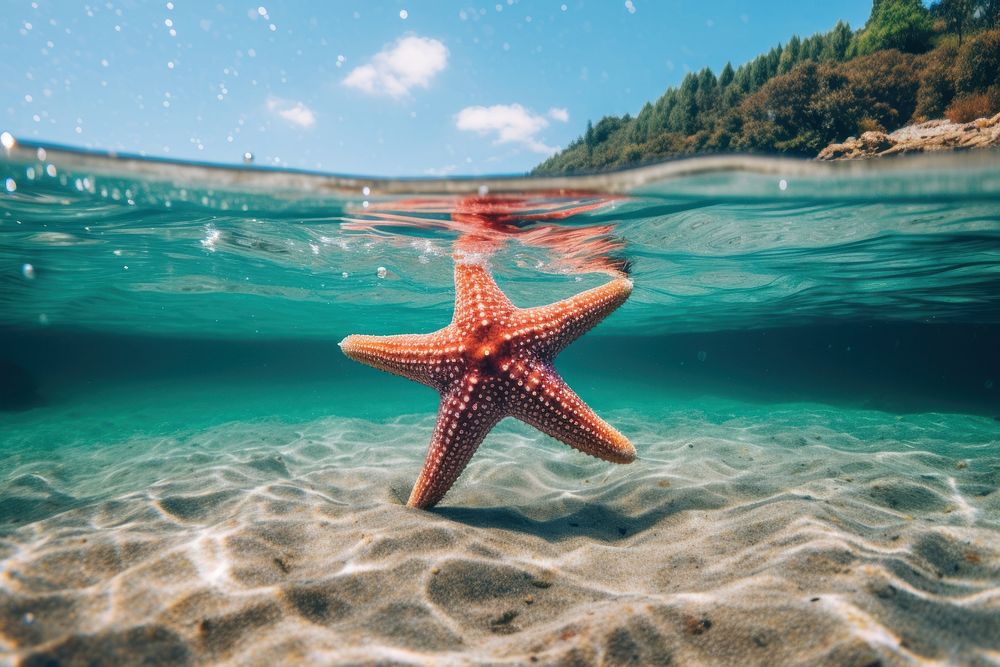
2,2 -> 874,177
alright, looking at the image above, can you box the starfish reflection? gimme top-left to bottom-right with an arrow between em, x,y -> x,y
342,192 -> 630,277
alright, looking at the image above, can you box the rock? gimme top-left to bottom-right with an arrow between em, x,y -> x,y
817,113 -> 1000,160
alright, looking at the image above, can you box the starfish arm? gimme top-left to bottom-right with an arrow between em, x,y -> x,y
339,331 -> 457,389
513,277 -> 632,358
407,376 -> 506,509
451,259 -> 515,329
507,361 -> 635,464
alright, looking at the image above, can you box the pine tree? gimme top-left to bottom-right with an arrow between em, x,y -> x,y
719,62 -> 735,88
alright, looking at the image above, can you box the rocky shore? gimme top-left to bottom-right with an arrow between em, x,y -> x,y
817,113 -> 1000,160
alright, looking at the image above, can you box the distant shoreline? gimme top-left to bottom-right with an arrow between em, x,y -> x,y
817,113 -> 1000,160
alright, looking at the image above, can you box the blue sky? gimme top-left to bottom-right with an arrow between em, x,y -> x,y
1,1 -> 873,176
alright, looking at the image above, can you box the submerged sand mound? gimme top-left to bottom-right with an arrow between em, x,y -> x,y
1,407 -> 998,665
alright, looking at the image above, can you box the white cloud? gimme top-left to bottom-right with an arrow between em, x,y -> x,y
266,97 -> 316,128
343,35 -> 448,98
455,104 -> 562,154
548,107 -> 570,123
423,164 -> 457,176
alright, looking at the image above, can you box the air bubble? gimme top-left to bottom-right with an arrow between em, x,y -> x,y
376,266 -> 387,278
22,263 -> 35,279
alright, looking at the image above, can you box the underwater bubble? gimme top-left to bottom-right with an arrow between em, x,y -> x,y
5,178 -> 16,192
341,272 -> 349,278
243,151 -> 254,163
399,9 -> 408,19
22,263 -> 35,279
0,131 -> 14,149
478,185 -> 490,196
697,350 -> 707,362
986,379 -> 995,390
37,313 -> 48,325
45,164 -> 56,177
779,179 -> 788,191
36,147 -> 46,160
362,186 -> 371,196
376,266 -> 387,278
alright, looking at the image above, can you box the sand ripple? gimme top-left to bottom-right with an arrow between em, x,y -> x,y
1,407 -> 998,665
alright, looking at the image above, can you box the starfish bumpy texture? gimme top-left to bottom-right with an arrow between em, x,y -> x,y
340,254 -> 635,509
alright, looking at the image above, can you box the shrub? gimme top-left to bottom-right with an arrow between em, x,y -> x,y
945,89 -> 1000,121
736,51 -> 920,152
858,117 -> 886,132
914,43 -> 959,120
954,29 -> 1000,93
841,50 -> 921,126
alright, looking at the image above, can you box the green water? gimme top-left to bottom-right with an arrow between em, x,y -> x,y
0,146 -> 999,664
1,148 -> 998,425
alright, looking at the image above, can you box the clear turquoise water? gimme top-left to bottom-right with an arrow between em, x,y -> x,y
1,146 -> 999,664
2,148 -> 998,425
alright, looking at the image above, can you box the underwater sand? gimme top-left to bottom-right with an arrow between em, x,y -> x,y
2,387 -> 998,666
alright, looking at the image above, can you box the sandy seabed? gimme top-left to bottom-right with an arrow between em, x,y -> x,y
1,405 -> 998,666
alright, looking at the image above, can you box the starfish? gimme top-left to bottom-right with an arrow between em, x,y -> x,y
340,252 -> 636,509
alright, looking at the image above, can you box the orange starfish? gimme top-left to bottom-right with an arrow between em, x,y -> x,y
340,252 -> 636,509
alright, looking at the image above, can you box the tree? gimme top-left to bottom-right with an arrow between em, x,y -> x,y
674,73 -> 701,134
719,62 -> 735,88
934,0 -> 975,44
821,21 -> 854,61
852,0 -> 934,55
584,120 -> 595,154
973,0 -> 1000,28
778,35 -> 803,72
